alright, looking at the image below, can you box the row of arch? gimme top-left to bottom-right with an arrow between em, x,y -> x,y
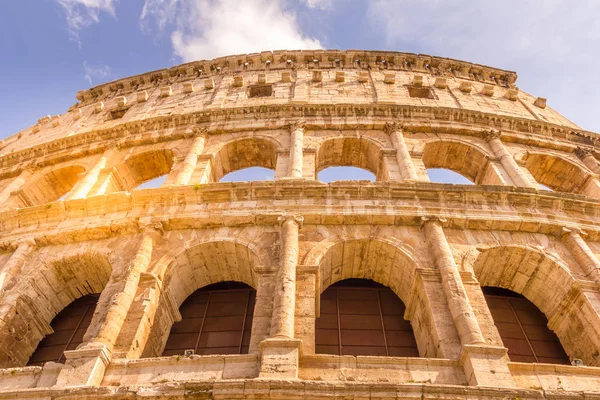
3,133 -> 598,209
1,237 -> 598,368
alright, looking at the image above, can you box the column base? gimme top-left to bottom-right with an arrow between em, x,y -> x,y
54,344 -> 111,387
459,344 -> 516,388
258,337 -> 303,379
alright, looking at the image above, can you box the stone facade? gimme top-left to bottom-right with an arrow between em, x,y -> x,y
0,50 -> 599,398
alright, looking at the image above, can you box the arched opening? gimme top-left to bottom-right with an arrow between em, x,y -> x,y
427,168 -> 474,185
472,245 -> 600,365
143,240 -> 260,358
318,166 -> 376,183
123,150 -> 174,190
220,167 -> 275,182
212,138 -> 277,182
316,278 -> 418,357
482,286 -> 569,364
162,281 -> 255,356
136,174 -> 167,189
0,251 -> 112,367
11,165 -> 85,207
27,294 -> 99,366
524,153 -> 591,194
422,141 -> 501,185
317,137 -> 384,181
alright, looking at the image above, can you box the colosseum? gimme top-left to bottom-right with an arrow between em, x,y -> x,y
0,49 -> 599,399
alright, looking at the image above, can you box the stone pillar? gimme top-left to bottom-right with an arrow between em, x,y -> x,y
384,122 -> 418,181
0,238 -> 36,294
295,265 -> 319,354
259,215 -> 303,379
421,217 -> 484,345
56,223 -> 161,387
270,215 -> 303,338
65,148 -> 115,200
575,147 -> 600,175
484,130 -> 537,188
561,227 -> 600,283
287,122 -> 305,179
172,129 -> 208,186
0,169 -> 33,207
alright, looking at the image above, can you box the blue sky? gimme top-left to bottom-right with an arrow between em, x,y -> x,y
1,0 -> 598,184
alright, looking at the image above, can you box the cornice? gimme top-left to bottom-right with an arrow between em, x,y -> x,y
75,50 -> 518,104
1,103 -> 598,175
2,181 -> 600,247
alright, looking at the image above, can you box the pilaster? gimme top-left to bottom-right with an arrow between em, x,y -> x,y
168,128 -> 209,186
383,122 -> 418,182
287,122 -> 305,179
484,130 -> 537,188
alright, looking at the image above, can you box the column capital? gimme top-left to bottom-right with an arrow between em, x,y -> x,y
287,121 -> 306,132
185,126 -> 209,139
10,237 -> 36,250
383,121 -> 403,135
138,219 -> 165,236
278,214 -> 304,229
483,129 -> 502,142
420,215 -> 448,228
561,226 -> 588,239
575,147 -> 594,160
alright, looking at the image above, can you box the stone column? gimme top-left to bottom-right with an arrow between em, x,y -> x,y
270,215 -> 303,338
0,169 -> 33,207
575,147 -> 600,175
172,129 -> 208,185
0,238 -> 36,294
561,227 -> 600,283
421,217 -> 484,345
56,223 -> 161,387
64,148 -> 115,200
384,122 -> 418,181
287,122 -> 305,178
484,130 -> 537,188
295,265 -> 319,354
259,215 -> 303,379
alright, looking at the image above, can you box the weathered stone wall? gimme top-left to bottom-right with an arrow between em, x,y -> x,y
0,50 -> 599,398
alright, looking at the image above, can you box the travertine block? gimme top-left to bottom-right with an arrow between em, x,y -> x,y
137,91 -> 149,102
233,76 -> 244,87
434,77 -> 448,89
481,84 -> 494,96
384,72 -> 395,84
159,86 -> 172,97
459,81 -> 472,93
204,78 -> 215,89
534,97 -> 547,108
183,82 -> 195,93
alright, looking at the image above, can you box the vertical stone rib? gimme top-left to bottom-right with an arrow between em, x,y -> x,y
0,239 -> 36,294
485,130 -> 536,188
287,122 -> 305,178
561,227 -> 600,283
270,215 -> 303,338
66,149 -> 114,200
384,122 -> 418,181
422,217 -> 485,346
86,224 -> 161,350
173,130 -> 208,186
575,147 -> 600,175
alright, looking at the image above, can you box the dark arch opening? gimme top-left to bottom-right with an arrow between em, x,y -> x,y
482,286 -> 570,364
315,278 -> 418,357
162,281 -> 255,356
27,294 -> 99,366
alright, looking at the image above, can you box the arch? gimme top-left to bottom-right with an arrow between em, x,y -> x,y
12,165 -> 86,207
524,152 -> 592,194
422,139 -> 502,184
316,278 -> 419,357
316,137 -> 385,181
310,237 -> 451,358
472,245 -> 600,365
161,281 -> 255,356
143,240 -> 259,357
0,251 -> 113,367
211,138 -> 278,182
119,149 -> 174,190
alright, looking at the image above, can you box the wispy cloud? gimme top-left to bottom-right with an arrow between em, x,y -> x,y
140,0 -> 321,62
367,0 -> 600,131
83,61 -> 112,86
56,0 -> 118,40
300,0 -> 334,10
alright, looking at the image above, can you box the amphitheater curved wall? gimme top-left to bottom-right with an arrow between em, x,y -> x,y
0,50 -> 600,399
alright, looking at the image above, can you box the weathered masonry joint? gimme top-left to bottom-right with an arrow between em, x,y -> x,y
0,50 -> 600,399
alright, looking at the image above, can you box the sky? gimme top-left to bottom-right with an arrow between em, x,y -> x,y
1,0 -> 598,184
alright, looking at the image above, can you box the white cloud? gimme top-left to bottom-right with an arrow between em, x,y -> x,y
83,62 -> 112,86
57,0 -> 117,37
367,0 -> 600,131
141,0 -> 321,62
300,0 -> 333,10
